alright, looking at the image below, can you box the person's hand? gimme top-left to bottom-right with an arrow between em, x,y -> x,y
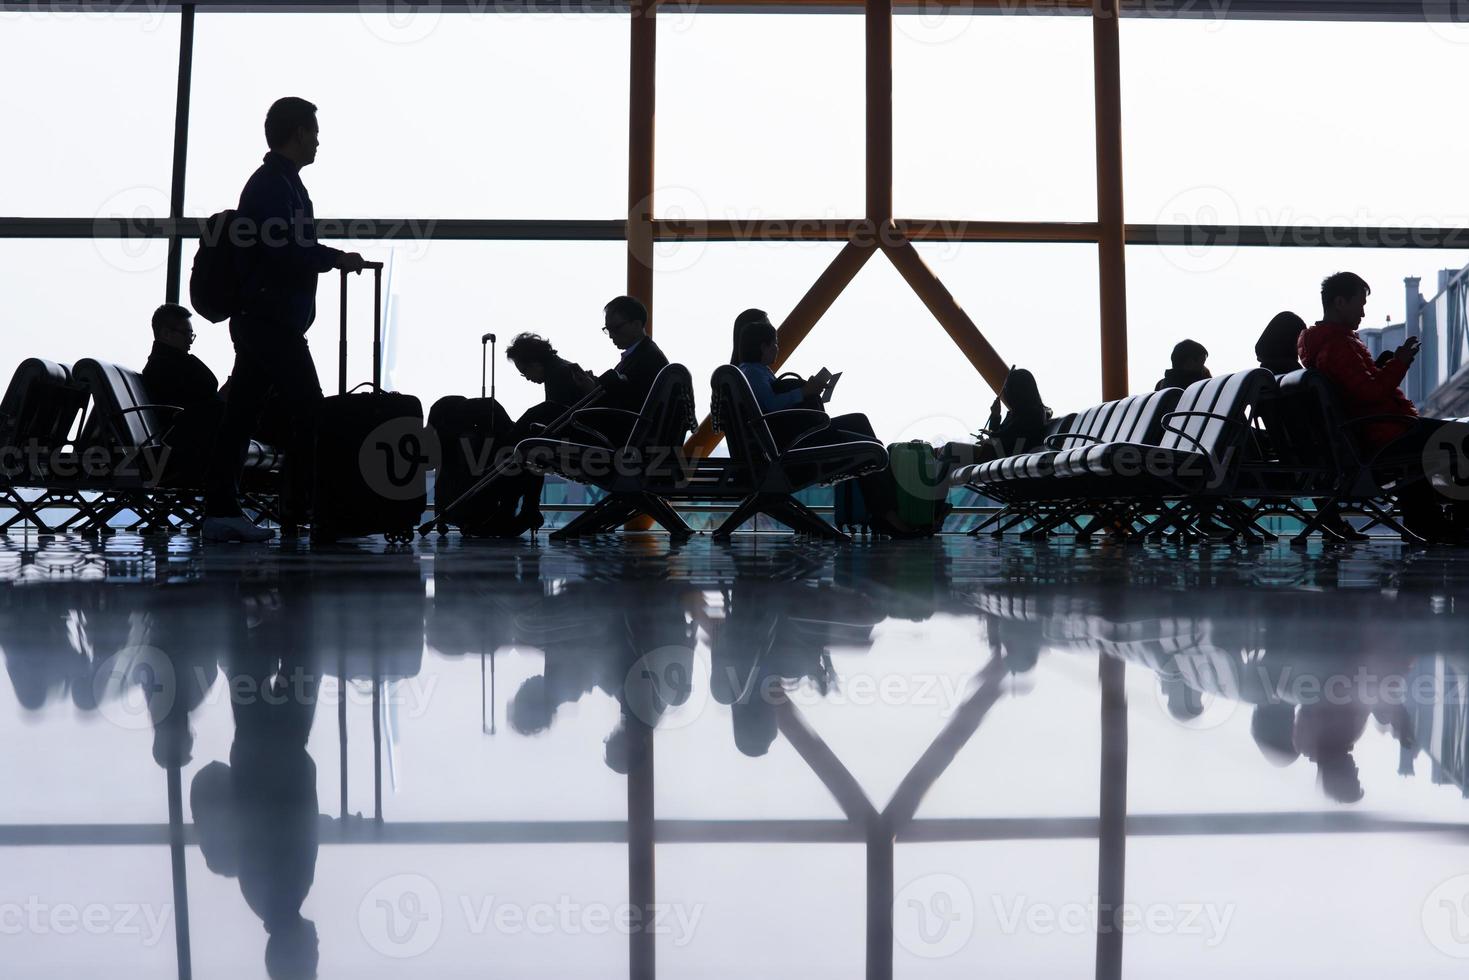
597,369 -> 622,388
1375,350 -> 1395,369
337,252 -> 368,273
1393,337 -> 1421,366
801,375 -> 825,398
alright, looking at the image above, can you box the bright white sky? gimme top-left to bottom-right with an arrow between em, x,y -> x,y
3,11 -> 1468,445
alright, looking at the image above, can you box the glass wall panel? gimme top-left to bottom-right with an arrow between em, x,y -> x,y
0,239 -> 167,391
656,14 -> 864,219
0,14 -> 180,217
1123,20 -> 1469,229
1125,244 -> 1469,397
894,14 -> 1097,221
186,13 -> 629,220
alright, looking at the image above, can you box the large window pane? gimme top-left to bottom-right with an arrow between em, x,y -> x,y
175,238 -> 625,419
0,239 -> 166,390
895,14 -> 1096,221
0,14 -> 180,217
1123,20 -> 1469,228
186,13 -> 629,220
1125,245 -> 1469,397
656,14 -> 864,218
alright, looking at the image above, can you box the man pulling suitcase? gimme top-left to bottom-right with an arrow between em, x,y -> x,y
201,96 -> 369,543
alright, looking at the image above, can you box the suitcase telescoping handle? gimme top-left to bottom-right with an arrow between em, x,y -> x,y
338,262 -> 386,396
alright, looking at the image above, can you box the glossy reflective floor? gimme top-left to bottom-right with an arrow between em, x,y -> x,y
3,530 -> 1469,979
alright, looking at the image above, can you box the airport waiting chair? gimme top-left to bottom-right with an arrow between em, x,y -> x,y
517,363 -> 699,540
707,364 -> 887,541
0,358 -> 91,532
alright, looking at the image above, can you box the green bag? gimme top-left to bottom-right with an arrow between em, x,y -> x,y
886,441 -> 946,532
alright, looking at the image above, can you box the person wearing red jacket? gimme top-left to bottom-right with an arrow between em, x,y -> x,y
1298,272 -> 1464,543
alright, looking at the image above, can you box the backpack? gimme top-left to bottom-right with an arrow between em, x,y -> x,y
189,210 -> 243,323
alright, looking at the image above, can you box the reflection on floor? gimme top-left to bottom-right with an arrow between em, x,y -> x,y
3,531 -> 1469,979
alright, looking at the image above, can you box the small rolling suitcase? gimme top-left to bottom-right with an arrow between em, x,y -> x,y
887,440 -> 945,533
311,265 -> 428,544
426,334 -> 514,532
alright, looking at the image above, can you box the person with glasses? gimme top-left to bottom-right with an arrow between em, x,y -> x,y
143,303 -> 227,486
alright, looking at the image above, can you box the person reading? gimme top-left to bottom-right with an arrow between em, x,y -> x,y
732,309 -> 933,534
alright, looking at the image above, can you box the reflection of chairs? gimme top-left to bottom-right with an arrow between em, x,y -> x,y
707,365 -> 887,540
517,364 -> 698,540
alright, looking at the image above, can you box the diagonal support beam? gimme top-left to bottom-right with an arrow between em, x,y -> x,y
683,238 -> 878,459
881,235 -> 1010,395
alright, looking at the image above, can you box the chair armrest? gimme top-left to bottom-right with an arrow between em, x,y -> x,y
765,409 -> 834,450
112,404 -> 184,419
1339,414 -> 1424,468
110,404 -> 185,449
1043,432 -> 1100,449
1159,410 -> 1249,458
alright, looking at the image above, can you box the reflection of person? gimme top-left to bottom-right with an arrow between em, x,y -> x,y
191,591 -> 321,980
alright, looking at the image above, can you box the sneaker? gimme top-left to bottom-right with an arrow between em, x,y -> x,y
202,515 -> 276,543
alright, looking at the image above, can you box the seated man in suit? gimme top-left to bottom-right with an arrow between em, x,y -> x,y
579,294 -> 668,447
142,304 -> 225,484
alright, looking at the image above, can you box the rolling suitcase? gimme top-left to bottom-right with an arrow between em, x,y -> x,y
425,333 -> 514,533
311,265 -> 428,544
887,440 -> 945,533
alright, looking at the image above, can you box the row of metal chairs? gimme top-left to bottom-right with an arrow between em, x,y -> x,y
952,367 -> 1446,544
0,357 -> 281,534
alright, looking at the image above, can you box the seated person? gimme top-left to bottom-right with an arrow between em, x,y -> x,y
732,311 -> 934,535
1256,311 -> 1306,375
939,367 -> 1050,475
470,298 -> 662,537
1154,338 -> 1211,392
142,304 -> 224,484
1254,309 -> 1362,540
1299,271 -> 1466,544
732,309 -> 875,444
595,295 -> 667,417
468,333 -> 596,536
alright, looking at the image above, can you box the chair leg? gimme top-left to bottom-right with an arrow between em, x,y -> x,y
638,494 -> 695,541
766,495 -> 849,541
551,494 -> 638,540
713,494 -> 764,540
